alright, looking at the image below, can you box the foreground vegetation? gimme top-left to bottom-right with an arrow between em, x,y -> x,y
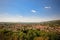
0,20 -> 60,40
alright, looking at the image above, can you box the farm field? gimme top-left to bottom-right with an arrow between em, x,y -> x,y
0,20 -> 60,40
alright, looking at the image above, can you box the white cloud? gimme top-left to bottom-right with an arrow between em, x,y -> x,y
44,6 -> 51,9
0,13 -> 24,22
15,15 -> 23,18
0,13 -> 46,22
0,13 -> 60,22
31,10 -> 36,13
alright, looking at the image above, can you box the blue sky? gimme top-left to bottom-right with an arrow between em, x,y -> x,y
0,0 -> 60,22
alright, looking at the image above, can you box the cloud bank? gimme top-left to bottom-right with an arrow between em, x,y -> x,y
0,13 -> 60,22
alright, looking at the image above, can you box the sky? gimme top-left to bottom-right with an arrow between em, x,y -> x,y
0,0 -> 60,22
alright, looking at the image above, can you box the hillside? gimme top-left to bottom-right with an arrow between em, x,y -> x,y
0,20 -> 60,40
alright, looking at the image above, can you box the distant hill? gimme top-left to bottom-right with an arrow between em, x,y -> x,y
40,20 -> 60,27
46,20 -> 60,24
